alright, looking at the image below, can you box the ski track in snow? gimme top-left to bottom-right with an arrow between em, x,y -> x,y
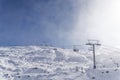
0,46 -> 119,80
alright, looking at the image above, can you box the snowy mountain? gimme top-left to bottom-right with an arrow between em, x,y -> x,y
0,46 -> 120,80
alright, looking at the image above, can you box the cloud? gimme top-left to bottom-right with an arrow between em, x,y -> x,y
69,0 -> 120,47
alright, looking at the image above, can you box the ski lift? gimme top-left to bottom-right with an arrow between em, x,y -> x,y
73,45 -> 80,52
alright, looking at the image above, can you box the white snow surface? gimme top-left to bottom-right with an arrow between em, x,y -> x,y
0,46 -> 119,80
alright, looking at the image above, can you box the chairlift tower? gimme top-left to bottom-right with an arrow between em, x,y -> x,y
86,40 -> 101,69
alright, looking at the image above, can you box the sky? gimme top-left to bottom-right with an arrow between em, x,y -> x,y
71,0 -> 120,48
0,0 -> 80,47
0,0 -> 120,48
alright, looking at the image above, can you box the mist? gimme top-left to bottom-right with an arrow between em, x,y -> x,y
1,0 -> 120,48
70,0 -> 120,47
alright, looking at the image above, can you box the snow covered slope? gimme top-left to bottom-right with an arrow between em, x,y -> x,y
0,46 -> 120,80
